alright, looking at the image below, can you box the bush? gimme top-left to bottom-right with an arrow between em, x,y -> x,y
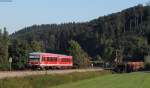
0,64 -> 9,71
69,40 -> 91,68
144,55 -> 150,70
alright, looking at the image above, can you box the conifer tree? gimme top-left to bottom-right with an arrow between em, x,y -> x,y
0,27 -> 9,70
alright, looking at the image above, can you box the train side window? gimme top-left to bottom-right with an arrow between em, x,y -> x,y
47,57 -> 57,62
52,57 -> 57,62
42,57 -> 48,61
51,57 -> 54,62
42,57 -> 44,61
47,57 -> 51,61
48,57 -> 52,61
61,58 -> 70,62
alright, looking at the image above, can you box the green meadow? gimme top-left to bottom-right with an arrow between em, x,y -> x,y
0,71 -> 110,88
0,71 -> 149,88
53,72 -> 150,88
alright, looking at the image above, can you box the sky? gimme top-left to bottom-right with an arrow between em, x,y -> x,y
0,0 -> 149,34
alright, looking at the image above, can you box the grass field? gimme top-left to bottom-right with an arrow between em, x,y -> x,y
0,71 -> 149,88
52,72 -> 150,88
0,70 -> 110,88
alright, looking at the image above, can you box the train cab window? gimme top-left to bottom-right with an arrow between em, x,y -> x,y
29,58 -> 39,62
29,55 -> 40,62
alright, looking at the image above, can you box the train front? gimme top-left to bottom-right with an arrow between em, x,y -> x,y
28,53 -> 41,69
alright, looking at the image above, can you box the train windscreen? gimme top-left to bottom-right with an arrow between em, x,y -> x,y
29,55 -> 40,62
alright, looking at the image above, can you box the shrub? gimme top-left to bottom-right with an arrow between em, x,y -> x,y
144,55 -> 150,70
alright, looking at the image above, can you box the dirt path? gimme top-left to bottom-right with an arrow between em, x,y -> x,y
0,68 -> 103,79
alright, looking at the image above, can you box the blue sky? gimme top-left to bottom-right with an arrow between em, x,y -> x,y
0,0 -> 149,33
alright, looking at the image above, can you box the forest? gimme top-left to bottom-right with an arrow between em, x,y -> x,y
1,4 -> 150,70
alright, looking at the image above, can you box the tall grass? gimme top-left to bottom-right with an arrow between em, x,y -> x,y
0,70 -> 110,88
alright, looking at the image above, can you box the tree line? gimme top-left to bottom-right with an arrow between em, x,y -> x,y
1,4 -> 150,70
0,28 -> 9,70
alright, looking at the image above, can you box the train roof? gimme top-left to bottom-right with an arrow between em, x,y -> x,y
29,52 -> 72,58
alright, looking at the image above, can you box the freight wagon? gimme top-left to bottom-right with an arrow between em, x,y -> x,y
113,56 -> 144,73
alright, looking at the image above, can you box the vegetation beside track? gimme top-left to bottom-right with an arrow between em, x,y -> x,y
0,70 -> 110,88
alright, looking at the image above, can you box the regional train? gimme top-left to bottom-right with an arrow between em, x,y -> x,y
28,52 -> 73,70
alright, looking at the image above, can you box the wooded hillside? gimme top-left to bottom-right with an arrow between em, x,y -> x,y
10,5 -> 150,68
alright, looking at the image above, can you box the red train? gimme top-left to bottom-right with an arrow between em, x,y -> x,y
28,52 -> 73,69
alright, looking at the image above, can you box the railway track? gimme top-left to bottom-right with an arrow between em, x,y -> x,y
0,68 -> 103,79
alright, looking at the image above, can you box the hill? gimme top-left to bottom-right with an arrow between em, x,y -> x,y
11,5 -> 150,62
